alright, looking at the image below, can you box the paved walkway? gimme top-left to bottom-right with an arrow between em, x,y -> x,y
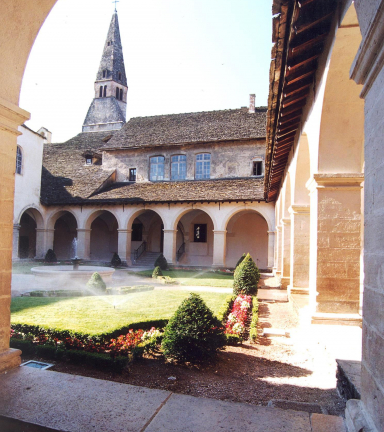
0,367 -> 345,432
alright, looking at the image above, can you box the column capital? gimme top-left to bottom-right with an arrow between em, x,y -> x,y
0,97 -> 30,136
289,205 -> 310,215
117,229 -> 132,233
213,230 -> 227,234
276,225 -> 282,231
77,228 -> 92,233
307,173 -> 364,193
267,231 -> 276,235
163,229 -> 177,234
281,217 -> 291,226
36,228 -> 54,233
13,224 -> 21,230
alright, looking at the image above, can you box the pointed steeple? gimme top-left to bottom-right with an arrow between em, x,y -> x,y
82,12 -> 128,133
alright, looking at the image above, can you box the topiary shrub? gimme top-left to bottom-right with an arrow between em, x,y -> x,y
152,266 -> 163,278
154,253 -> 168,270
86,272 -> 107,293
44,249 -> 57,263
233,253 -> 260,296
235,253 -> 246,269
111,252 -> 122,267
161,293 -> 226,363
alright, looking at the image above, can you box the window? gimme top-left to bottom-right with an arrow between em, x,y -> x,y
195,153 -> 211,179
194,224 -> 207,243
85,156 -> 92,165
99,86 -> 103,97
171,155 -> 186,180
129,168 -> 136,182
150,156 -> 165,181
16,146 -> 22,174
103,85 -> 107,97
253,160 -> 263,176
116,88 -> 119,99
103,69 -> 107,78
131,223 -> 143,242
120,88 -> 123,101
118,72 -> 122,81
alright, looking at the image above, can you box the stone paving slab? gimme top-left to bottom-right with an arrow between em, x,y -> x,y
145,393 -> 311,432
0,367 -> 171,432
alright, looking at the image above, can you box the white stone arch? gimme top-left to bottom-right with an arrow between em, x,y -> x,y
125,207 -> 165,231
171,205 -> 218,232
84,208 -> 121,230
219,205 -> 273,233
16,205 -> 44,229
46,208 -> 80,231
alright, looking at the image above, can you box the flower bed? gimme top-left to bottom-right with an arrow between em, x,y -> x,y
225,294 -> 252,338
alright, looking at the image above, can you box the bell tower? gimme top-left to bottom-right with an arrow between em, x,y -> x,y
82,12 -> 128,132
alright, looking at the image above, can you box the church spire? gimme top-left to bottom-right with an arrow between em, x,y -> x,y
82,12 -> 128,133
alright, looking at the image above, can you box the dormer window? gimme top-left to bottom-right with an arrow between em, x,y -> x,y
85,155 -> 92,165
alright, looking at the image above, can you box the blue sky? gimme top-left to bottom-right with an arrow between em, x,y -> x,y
20,0 -> 273,142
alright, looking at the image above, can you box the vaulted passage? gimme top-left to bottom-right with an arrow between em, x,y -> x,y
53,212 -> 78,260
18,212 -> 37,259
90,211 -> 118,261
225,211 -> 268,269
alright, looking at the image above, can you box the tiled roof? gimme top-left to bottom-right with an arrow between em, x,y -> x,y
41,131 -> 116,204
102,107 -> 267,150
87,178 -> 265,204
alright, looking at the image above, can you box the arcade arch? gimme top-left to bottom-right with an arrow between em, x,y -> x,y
53,211 -> 78,260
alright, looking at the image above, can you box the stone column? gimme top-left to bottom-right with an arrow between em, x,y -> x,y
117,229 -> 132,266
76,229 -> 91,260
289,205 -> 310,294
275,225 -> 282,277
281,218 -> 291,289
267,231 -> 275,269
212,230 -> 227,268
307,174 -> 363,321
12,224 -> 21,260
35,228 -> 52,259
163,229 -> 177,264
0,98 -> 29,372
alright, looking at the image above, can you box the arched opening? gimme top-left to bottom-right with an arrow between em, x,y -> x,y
129,210 -> 164,265
175,209 -> 214,266
53,211 -> 78,260
103,85 -> 107,97
18,211 -> 38,258
90,211 -> 118,261
16,146 -> 23,175
119,88 -> 123,101
225,210 -> 268,269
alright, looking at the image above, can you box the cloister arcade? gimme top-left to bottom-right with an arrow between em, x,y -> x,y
12,202 -> 275,269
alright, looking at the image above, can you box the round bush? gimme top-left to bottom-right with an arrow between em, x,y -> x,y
235,253 -> 246,269
111,252 -> 122,267
161,293 -> 226,363
233,253 -> 260,296
44,249 -> 57,263
86,272 -> 107,292
154,253 -> 168,270
152,266 -> 163,278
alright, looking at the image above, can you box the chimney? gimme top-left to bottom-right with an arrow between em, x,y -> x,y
38,127 -> 52,144
249,94 -> 256,113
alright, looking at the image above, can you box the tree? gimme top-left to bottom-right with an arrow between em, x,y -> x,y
233,253 -> 260,295
86,272 -> 107,293
44,249 -> 57,263
111,252 -> 122,267
154,253 -> 168,270
152,266 -> 163,278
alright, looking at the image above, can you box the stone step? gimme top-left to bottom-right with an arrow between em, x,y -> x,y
336,359 -> 361,401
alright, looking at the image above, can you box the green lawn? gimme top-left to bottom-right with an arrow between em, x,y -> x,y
135,270 -> 234,288
11,290 -> 228,335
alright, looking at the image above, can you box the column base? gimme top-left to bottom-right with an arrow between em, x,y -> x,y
280,277 -> 290,289
288,286 -> 309,295
345,399 -> 378,432
0,348 -> 22,373
311,312 -> 362,327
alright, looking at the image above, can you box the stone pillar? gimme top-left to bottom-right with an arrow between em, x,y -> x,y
307,174 -> 363,321
76,229 -> 91,260
35,228 -> 51,259
0,98 -> 29,372
12,224 -> 21,260
289,205 -> 310,294
117,229 -> 132,266
267,231 -> 275,269
275,225 -> 282,277
163,229 -> 177,264
212,230 -> 227,268
281,218 -> 291,288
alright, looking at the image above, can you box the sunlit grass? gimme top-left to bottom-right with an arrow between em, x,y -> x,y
135,270 -> 234,288
11,290 -> 228,335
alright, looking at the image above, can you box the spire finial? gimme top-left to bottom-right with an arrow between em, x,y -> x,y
112,0 -> 119,12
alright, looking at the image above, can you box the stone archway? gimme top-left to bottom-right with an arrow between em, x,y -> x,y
89,211 -> 118,262
53,211 -> 78,260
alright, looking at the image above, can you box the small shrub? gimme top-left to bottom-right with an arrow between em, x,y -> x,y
161,293 -> 226,363
111,252 -> 122,267
86,272 -> 106,292
152,266 -> 163,278
36,344 -> 56,360
10,339 -> 35,355
233,253 -> 260,296
154,253 -> 168,270
235,253 -> 246,269
44,249 -> 57,263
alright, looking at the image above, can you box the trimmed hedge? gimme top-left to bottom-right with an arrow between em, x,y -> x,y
152,266 -> 163,278
235,253 -> 246,269
216,295 -> 236,323
249,296 -> 259,342
86,272 -> 107,292
233,253 -> 260,296
154,254 -> 168,270
44,249 -> 57,263
111,252 -> 122,267
225,333 -> 242,345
